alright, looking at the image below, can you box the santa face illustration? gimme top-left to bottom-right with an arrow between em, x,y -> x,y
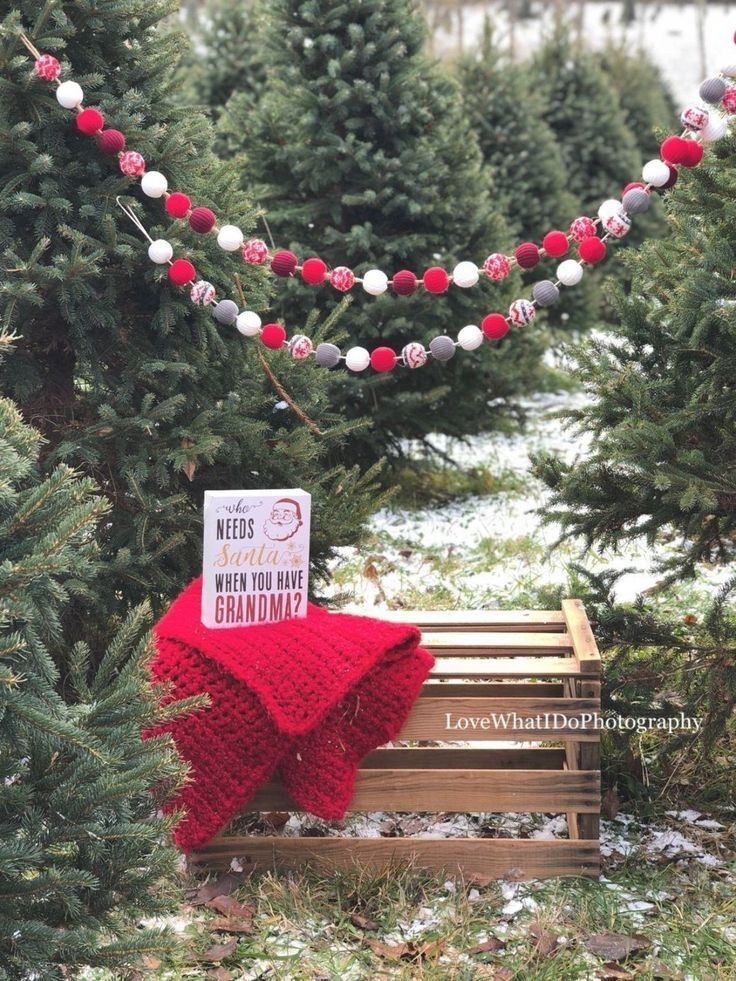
263,498 -> 303,541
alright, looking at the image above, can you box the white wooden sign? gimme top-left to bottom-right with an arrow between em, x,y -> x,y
201,489 -> 311,628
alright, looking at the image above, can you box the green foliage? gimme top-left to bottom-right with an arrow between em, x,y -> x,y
0,0 -> 378,625
0,398 -> 188,979
218,0 -> 550,465
535,131 -> 736,578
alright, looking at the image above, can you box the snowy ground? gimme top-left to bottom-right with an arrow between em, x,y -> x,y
432,1 -> 736,106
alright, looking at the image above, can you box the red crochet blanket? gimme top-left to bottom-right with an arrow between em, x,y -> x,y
149,578 -> 434,851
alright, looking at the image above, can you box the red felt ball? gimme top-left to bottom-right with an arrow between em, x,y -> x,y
660,135 -> 690,165
578,236 -> 607,265
261,323 -> 287,349
660,165 -> 679,190
370,346 -> 397,372
422,266 -> 450,294
542,230 -> 569,258
166,192 -> 192,219
168,259 -> 196,286
97,128 -> 126,155
481,313 -> 510,341
514,242 -> 540,269
76,107 -> 104,135
623,182 -> 646,195
301,257 -> 327,285
681,140 -> 704,167
189,207 -> 217,234
271,250 -> 298,277
392,270 -> 418,295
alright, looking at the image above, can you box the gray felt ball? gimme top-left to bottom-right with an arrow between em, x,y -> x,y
429,335 -> 456,361
213,299 -> 239,325
315,342 -> 341,368
532,280 -> 559,307
699,77 -> 727,105
622,187 -> 651,215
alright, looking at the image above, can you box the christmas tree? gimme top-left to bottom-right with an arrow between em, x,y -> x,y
0,0 -> 378,624
0,397 -> 190,978
535,128 -> 736,578
217,0 -> 549,464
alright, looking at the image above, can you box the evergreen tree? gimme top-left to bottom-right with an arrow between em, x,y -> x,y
0,0 -> 378,627
457,25 -> 598,332
535,131 -> 736,578
0,398 -> 190,979
218,0 -> 550,465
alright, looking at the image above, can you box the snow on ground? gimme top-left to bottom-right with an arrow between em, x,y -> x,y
433,1 -> 736,106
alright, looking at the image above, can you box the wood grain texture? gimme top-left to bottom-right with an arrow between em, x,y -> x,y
191,837 -> 601,879
361,747 -> 567,769
562,599 -> 602,672
421,682 -> 566,697
379,609 -> 567,632
422,631 -> 573,655
429,656 -> 591,679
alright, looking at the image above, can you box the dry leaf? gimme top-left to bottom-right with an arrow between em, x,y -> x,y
529,921 -> 560,957
602,786 -> 620,820
585,933 -> 651,961
193,874 -> 241,905
180,437 -> 196,482
207,970 -> 233,981
350,912 -> 379,931
196,939 -> 237,963
649,958 -> 682,979
263,810 -> 290,830
208,916 -> 254,934
468,937 -> 506,955
206,895 -> 255,919
140,956 -> 162,969
596,964 -> 633,980
365,939 -> 410,960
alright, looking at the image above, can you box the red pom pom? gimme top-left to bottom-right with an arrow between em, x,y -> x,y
578,236 -> 607,265
271,250 -> 298,277
97,129 -> 126,155
660,165 -> 679,190
168,259 -> 196,286
76,107 -> 104,135
542,230 -> 569,258
623,181 -> 646,195
370,346 -> 397,372
514,242 -> 540,269
392,270 -> 418,295
261,323 -> 287,349
423,266 -> 449,294
660,135 -> 690,165
166,192 -> 191,219
481,313 -> 510,341
681,140 -> 704,167
301,257 -> 327,285
189,207 -> 217,234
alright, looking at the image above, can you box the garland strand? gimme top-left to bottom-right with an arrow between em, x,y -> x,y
16,33 -> 736,374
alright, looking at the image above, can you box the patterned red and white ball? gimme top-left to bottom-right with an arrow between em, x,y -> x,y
680,105 -> 709,130
345,346 -> 370,372
401,342 -> 427,369
569,217 -> 597,243
482,253 -> 511,280
190,280 -> 216,305
148,239 -> 173,264
236,311 -> 262,337
508,299 -> 536,327
452,261 -> 479,288
330,266 -> 356,292
289,334 -> 314,359
242,239 -> 269,264
119,151 -> 146,178
457,324 -> 483,350
34,54 -> 61,81
362,269 -> 388,295
602,211 -> 632,238
597,199 -> 624,222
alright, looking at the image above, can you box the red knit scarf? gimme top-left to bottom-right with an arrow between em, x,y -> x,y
149,578 -> 433,851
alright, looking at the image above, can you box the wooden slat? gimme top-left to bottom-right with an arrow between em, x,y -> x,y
191,837 -> 601,879
422,631 -> 574,655
362,747 -> 567,770
421,682 -> 565,698
379,609 -> 567,632
399,697 -> 599,741
430,656 -> 592,679
246,768 -> 599,812
562,599 -> 602,673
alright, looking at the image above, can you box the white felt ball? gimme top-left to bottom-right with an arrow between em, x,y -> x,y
452,261 -> 479,288
345,346 -> 370,372
598,199 -> 624,221
642,159 -> 671,188
148,239 -> 173,264
362,269 -> 388,295
56,80 -> 84,109
702,114 -> 729,142
141,170 -> 168,198
457,324 -> 483,350
217,224 -> 244,252
557,259 -> 584,287
236,311 -> 262,337
720,64 -> 736,78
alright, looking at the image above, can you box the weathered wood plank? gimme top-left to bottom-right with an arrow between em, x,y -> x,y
422,631 -> 574,655
421,682 -> 565,698
429,656 -> 592,679
378,609 -> 567,632
362,747 -> 567,770
562,599 -> 602,672
246,768 -> 599,812
191,837 -> 601,879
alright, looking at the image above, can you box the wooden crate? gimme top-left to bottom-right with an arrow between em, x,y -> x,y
191,600 -> 602,880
